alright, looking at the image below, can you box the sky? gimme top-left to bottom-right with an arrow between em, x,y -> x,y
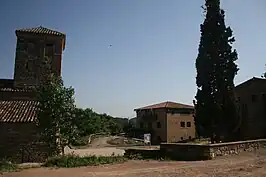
0,0 -> 265,118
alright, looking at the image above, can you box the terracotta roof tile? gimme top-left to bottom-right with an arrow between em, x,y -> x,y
16,26 -> 65,37
0,101 -> 39,123
0,88 -> 33,92
134,101 -> 194,111
235,77 -> 266,89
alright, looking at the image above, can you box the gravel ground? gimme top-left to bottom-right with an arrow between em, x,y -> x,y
3,150 -> 266,177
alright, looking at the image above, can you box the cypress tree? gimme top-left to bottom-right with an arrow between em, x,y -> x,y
194,0 -> 239,143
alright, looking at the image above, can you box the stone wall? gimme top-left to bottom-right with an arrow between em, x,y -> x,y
14,35 -> 63,88
0,123 -> 50,163
208,139 -> 266,158
0,90 -> 36,101
161,139 -> 266,160
160,143 -> 208,160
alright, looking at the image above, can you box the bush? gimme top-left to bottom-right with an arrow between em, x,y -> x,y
71,136 -> 90,147
0,160 -> 18,172
43,154 -> 127,168
124,149 -> 168,161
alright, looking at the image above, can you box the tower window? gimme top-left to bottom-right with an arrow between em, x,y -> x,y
44,43 -> 54,56
46,44 -> 54,47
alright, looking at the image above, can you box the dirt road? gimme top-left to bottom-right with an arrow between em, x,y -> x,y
64,136 -> 125,157
3,151 -> 266,177
64,146 -> 125,157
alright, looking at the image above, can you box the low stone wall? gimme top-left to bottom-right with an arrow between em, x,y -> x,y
160,143 -> 209,160
161,139 -> 266,160
0,123 -> 50,163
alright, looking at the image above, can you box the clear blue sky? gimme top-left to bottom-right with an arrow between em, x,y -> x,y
0,0 -> 265,118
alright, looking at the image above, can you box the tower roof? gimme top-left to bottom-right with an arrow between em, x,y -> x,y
16,26 -> 65,37
134,101 -> 194,111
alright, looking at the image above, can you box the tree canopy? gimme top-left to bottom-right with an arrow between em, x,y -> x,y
194,0 -> 239,143
36,74 -> 77,155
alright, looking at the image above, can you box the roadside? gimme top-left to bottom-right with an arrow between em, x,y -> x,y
2,151 -> 266,177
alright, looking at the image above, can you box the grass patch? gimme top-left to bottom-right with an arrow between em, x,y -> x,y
124,149 -> 171,161
43,154 -> 127,168
126,153 -> 170,161
0,160 -> 18,173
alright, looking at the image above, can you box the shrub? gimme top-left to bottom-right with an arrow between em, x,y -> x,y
43,154 -> 127,168
124,149 -> 170,161
71,136 -> 89,147
0,160 -> 18,172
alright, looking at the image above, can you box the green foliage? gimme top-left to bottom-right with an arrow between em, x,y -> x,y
72,108 -> 124,138
0,160 -> 18,172
43,154 -> 127,168
194,0 -> 239,142
36,74 -> 77,155
71,135 -> 90,147
125,150 -> 169,161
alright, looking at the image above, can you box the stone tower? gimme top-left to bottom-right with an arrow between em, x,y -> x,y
13,26 -> 66,88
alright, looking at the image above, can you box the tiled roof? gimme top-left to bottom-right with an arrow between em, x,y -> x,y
16,26 -> 65,37
235,77 -> 266,89
0,101 -> 39,123
0,88 -> 34,92
134,101 -> 194,111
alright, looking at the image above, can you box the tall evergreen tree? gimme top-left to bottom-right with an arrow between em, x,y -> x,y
194,0 -> 239,143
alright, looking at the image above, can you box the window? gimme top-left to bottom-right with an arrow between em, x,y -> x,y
157,122 -> 161,128
180,121 -> 185,128
186,122 -> 191,127
46,43 -> 54,47
27,42 -> 35,54
44,43 -> 54,56
180,111 -> 191,115
252,94 -> 257,102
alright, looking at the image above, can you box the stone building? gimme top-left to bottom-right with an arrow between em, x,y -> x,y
134,101 -> 195,144
0,26 -> 66,163
235,77 -> 266,140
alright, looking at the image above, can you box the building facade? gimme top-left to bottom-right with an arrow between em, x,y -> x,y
14,26 -> 65,88
134,101 -> 195,144
0,26 -> 66,163
235,77 -> 266,140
